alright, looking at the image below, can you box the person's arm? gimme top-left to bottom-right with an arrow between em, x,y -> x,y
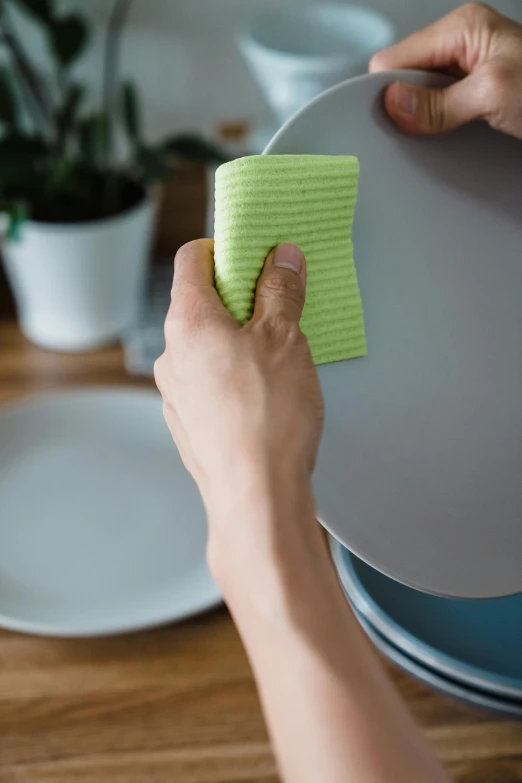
155,240 -> 451,783
217,485 -> 449,783
369,2 -> 522,139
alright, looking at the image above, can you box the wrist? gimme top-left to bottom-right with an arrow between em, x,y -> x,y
204,464 -> 316,580
205,473 -> 344,629
209,468 -> 315,547
219,514 -> 361,663
203,453 -> 314,545
201,447 -> 312,514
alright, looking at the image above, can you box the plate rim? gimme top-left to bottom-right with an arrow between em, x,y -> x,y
0,386 -> 222,637
354,607 -> 522,719
330,536 -> 522,700
264,68 -> 454,156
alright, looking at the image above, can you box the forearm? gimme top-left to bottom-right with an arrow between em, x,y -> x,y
210,479 -> 450,783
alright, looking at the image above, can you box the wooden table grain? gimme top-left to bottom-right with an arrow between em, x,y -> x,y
1,233 -> 522,781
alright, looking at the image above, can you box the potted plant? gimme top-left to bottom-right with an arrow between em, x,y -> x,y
0,0 -> 226,351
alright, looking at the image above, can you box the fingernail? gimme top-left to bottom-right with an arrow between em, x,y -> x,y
391,83 -> 419,115
273,243 -> 304,274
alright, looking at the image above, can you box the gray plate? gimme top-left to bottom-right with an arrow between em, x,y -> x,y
330,537 -> 522,700
354,610 -> 522,720
0,390 -> 221,636
266,71 -> 522,598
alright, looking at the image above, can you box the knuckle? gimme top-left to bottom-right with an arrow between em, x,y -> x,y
174,239 -> 206,268
369,51 -> 385,73
475,64 -> 514,125
259,273 -> 304,308
425,89 -> 447,132
168,289 -> 211,336
257,314 -> 289,346
285,320 -> 306,347
480,64 -> 510,97
172,239 -> 211,287
188,295 -> 215,330
256,314 -> 304,348
164,309 -> 186,344
153,354 -> 166,389
458,3 -> 497,27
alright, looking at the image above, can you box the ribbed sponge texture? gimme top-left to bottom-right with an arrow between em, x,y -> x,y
214,154 -> 367,365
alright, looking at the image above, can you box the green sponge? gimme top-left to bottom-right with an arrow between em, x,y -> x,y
213,154 -> 367,366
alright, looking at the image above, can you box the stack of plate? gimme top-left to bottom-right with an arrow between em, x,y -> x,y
330,537 -> 522,718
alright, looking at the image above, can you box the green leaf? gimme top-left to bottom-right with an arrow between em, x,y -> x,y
0,134 -> 49,192
43,156 -> 76,196
6,200 -> 28,240
162,134 -> 229,165
78,113 -> 112,165
10,203 -> 28,239
121,81 -> 141,146
11,0 -> 53,23
0,133 -> 48,164
55,82 -> 84,148
135,145 -> 171,183
0,198 -> 28,241
0,22 -> 53,132
48,14 -> 89,67
0,67 -> 19,126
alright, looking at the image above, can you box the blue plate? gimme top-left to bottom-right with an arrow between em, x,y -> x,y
330,538 -> 522,699
354,610 -> 522,720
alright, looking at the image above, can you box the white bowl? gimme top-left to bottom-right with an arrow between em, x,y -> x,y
238,4 -> 395,122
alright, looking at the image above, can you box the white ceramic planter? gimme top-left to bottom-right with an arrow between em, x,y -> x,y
2,196 -> 156,352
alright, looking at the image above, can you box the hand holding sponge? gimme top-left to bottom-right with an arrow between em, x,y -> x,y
213,154 -> 367,366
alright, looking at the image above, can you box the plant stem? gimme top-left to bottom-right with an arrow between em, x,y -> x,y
102,0 -> 134,213
103,0 -> 133,128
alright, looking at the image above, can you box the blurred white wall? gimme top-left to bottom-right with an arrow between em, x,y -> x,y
13,0 -> 522,140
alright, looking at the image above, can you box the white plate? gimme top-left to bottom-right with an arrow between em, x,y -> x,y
267,71 -> 522,598
0,389 -> 221,636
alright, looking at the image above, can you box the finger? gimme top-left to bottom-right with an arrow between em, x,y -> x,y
370,18 -> 464,73
252,243 -> 306,325
369,3 -> 498,74
170,238 -> 236,325
173,239 -> 216,292
382,74 -> 486,134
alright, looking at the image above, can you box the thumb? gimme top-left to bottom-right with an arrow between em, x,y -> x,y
383,77 -> 483,135
253,242 -> 306,325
